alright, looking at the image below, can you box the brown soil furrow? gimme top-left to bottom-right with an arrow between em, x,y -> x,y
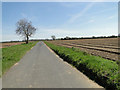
70,43 -> 119,49
54,43 -> 118,61
56,42 -> 119,54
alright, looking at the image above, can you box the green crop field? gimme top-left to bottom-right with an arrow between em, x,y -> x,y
44,41 -> 119,90
2,41 -> 38,75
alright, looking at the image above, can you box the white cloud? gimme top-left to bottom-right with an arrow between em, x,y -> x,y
21,13 -> 27,18
21,13 -> 37,23
31,26 -> 118,39
68,2 -> 95,23
31,27 -> 87,39
107,15 -> 117,20
2,34 -> 23,42
88,19 -> 95,23
2,26 -> 117,41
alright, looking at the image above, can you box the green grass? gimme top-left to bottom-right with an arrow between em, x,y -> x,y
44,41 -> 119,90
2,41 -> 38,75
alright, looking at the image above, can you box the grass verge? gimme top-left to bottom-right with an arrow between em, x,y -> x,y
44,41 -> 119,90
2,41 -> 38,75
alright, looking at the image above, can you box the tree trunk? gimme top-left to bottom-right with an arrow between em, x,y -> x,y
26,36 -> 29,44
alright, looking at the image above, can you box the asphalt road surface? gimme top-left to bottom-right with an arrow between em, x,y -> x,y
2,41 -> 103,88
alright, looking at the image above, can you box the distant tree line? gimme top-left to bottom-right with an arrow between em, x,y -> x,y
2,35 -> 119,43
56,35 -> 118,40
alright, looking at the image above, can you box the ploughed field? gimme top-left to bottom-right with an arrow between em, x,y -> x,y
47,38 -> 119,61
1,41 -> 34,48
1,42 -> 24,48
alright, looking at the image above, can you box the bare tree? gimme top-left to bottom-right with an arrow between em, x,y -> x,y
16,19 -> 36,44
51,35 -> 56,40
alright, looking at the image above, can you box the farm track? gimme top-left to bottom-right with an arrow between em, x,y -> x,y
47,38 -> 119,61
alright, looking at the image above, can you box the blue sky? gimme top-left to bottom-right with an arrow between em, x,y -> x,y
2,2 -> 118,41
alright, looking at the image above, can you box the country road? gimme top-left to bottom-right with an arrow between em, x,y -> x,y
2,41 -> 103,88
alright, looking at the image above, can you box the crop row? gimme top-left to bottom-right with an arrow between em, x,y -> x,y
48,41 -> 118,61
56,43 -> 119,54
